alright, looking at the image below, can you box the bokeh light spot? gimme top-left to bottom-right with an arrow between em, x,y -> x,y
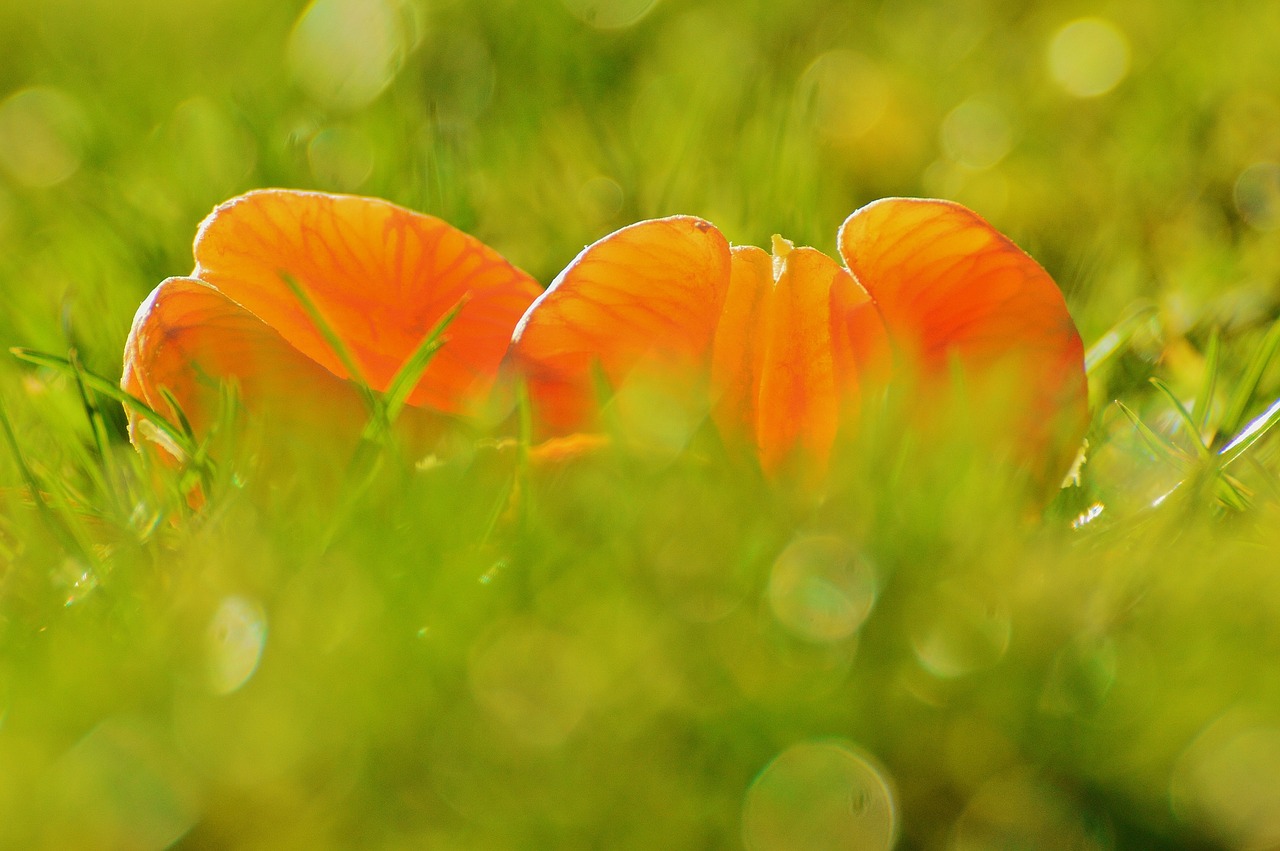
941,98 -> 1013,170
909,581 -> 1010,678
1047,17 -> 1130,98
1040,636 -> 1118,716
56,558 -> 99,607
560,0 -> 660,29
954,770 -> 1112,850
166,98 -> 257,194
420,30 -> 496,128
1172,714 -> 1280,849
468,620 -> 600,748
1233,161 -> 1280,231
287,0 -> 416,110
743,740 -> 898,851
768,536 -> 877,643
922,159 -> 1010,220
206,596 -> 267,695
0,185 -> 13,238
0,86 -> 88,187
47,717 -> 201,851
578,175 -> 624,224
799,50 -> 891,144
308,126 -> 376,190
608,370 -> 708,464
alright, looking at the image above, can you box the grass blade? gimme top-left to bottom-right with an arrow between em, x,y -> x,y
10,347 -> 197,459
1148,377 -> 1210,459
1194,328 -> 1220,434
278,271 -> 379,416
158,387 -> 198,447
513,379 -> 535,530
1219,396 -> 1280,468
1215,470 -> 1253,512
1115,400 -> 1189,466
1219,317 -> 1280,441
59,349 -> 117,507
68,350 -> 114,471
1247,454 -> 1280,502
0,395 -> 91,561
380,297 -> 467,428
1084,303 -> 1157,375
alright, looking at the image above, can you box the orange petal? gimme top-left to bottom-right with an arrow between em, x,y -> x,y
828,259 -> 892,406
122,276 -> 368,452
191,189 -> 541,413
757,241 -> 846,472
710,246 -> 771,448
712,240 -> 890,476
838,198 -> 1087,473
508,216 -> 731,433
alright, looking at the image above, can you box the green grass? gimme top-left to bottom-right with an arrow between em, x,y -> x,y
5,0 -> 1280,848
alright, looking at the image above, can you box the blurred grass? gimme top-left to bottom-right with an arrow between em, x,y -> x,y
3,0 -> 1280,848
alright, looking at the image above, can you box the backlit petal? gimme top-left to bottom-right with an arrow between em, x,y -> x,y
508,216 -> 731,432
192,189 -> 541,413
122,276 -> 367,450
710,246 -> 770,449
754,243 -> 845,473
828,261 -> 892,406
712,242 -> 890,475
837,197 -> 1088,475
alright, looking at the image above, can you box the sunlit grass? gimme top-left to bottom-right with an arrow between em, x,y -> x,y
4,0 -> 1280,848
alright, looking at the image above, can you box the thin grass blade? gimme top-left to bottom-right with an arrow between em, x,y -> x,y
513,379 -> 535,531
1194,328 -> 1220,435
1149,377 -> 1211,460
1214,470 -> 1253,512
278,271 -> 379,416
1116,400 -> 1190,466
1219,317 -> 1280,440
1085,303 -> 1157,375
68,350 -> 114,470
381,302 -> 467,430
59,350 -> 118,506
0,395 -> 92,561
1219,396 -> 1280,468
158,387 -> 198,446
10,347 -> 198,459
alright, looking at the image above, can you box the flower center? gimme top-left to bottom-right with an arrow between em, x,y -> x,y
770,233 -> 795,281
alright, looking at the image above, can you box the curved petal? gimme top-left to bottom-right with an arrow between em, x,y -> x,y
838,198 -> 1088,475
122,276 -> 369,451
756,243 -> 848,473
508,216 -> 732,432
712,241 -> 891,475
828,261 -> 892,404
191,189 -> 541,413
710,246 -> 770,448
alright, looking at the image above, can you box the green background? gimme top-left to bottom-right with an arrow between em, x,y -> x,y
3,0 -> 1280,848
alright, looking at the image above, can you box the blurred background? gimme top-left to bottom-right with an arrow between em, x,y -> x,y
4,0 -> 1280,848
1,0 -> 1277,366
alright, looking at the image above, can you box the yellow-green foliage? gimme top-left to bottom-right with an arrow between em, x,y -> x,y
3,1 -> 1280,848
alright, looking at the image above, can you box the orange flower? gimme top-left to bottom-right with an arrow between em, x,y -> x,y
122,189 -> 541,456
508,198 -> 1088,483
124,191 -> 1086,493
